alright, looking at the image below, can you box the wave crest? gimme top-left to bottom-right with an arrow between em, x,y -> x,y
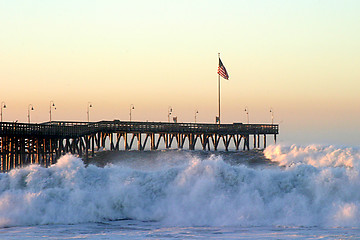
264,144 -> 359,168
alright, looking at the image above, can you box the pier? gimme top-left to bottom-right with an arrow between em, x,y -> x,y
0,120 -> 278,172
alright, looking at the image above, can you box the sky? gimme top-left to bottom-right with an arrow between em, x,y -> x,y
1,0 -> 360,146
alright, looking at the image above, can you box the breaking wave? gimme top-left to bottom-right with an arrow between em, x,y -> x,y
1,146 -> 360,228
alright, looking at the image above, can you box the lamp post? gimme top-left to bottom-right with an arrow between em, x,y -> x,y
195,110 -> 199,123
129,104 -> 135,122
168,106 -> 172,123
28,104 -> 34,123
87,102 -> 93,122
244,107 -> 249,124
49,101 -> 56,122
1,101 -> 6,122
270,108 -> 274,125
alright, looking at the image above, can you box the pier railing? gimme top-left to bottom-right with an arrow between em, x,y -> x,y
0,121 -> 278,137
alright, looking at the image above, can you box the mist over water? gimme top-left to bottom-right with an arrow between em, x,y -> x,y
1,145 -> 360,229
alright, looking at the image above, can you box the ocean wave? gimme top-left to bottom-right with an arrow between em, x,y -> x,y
0,148 -> 360,228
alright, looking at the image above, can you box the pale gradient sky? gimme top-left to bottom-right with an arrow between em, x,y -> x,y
1,0 -> 360,145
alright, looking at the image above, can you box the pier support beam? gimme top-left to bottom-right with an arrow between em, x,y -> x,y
137,133 -> 142,150
264,134 -> 267,148
253,135 -> 256,149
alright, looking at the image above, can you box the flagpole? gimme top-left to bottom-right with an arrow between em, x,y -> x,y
218,52 -> 221,124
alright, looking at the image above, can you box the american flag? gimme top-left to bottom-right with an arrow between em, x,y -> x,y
217,58 -> 229,80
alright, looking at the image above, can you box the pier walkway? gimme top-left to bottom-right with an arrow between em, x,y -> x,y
0,120 -> 278,172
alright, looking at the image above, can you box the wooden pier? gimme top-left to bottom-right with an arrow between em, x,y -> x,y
0,120 -> 278,172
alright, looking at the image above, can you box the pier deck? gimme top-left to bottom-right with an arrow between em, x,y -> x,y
0,120 -> 278,172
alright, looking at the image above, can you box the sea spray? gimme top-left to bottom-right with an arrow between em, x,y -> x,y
0,148 -> 360,227
264,144 -> 359,168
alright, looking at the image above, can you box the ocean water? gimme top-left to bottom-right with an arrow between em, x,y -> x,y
1,145 -> 360,239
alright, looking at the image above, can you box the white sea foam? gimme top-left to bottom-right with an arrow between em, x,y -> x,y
264,144 -> 360,168
1,147 -> 360,228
